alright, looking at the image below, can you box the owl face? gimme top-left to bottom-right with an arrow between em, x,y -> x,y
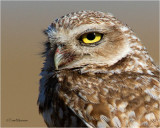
47,11 -> 132,70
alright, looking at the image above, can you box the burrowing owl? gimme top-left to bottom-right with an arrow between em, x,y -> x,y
38,10 -> 160,127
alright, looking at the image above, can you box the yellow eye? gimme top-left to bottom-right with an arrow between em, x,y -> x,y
81,33 -> 102,44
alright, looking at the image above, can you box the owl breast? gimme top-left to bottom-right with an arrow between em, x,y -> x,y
57,69 -> 160,127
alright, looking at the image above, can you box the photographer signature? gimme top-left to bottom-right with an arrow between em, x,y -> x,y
6,118 -> 28,122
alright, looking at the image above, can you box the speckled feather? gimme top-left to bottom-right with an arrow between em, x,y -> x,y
38,10 -> 160,127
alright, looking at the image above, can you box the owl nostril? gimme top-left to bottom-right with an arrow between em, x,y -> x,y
57,44 -> 65,48
60,44 -> 65,47
56,44 -> 66,51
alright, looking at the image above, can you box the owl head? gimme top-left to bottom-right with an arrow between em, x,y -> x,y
44,10 -> 156,74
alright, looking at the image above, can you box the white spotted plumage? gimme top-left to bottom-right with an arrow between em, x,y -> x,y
38,10 -> 160,127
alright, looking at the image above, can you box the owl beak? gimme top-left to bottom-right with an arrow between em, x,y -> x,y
54,45 -> 77,70
54,45 -> 64,70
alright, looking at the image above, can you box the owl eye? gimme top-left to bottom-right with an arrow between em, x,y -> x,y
80,32 -> 103,44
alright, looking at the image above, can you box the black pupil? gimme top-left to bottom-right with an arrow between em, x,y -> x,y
87,33 -> 96,40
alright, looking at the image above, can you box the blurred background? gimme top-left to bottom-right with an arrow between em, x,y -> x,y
1,1 -> 159,127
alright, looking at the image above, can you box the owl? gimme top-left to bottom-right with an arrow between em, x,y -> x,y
37,10 -> 160,127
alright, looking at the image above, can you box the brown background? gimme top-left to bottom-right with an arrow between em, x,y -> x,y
1,1 -> 159,127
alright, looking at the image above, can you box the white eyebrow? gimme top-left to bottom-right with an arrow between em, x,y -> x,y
68,23 -> 107,37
